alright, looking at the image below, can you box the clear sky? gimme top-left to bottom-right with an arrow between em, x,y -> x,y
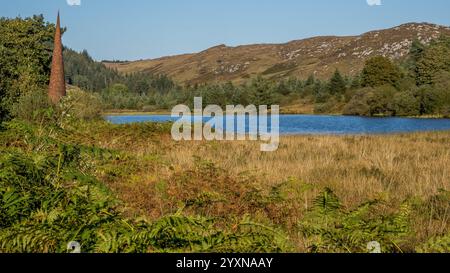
2,0 -> 450,61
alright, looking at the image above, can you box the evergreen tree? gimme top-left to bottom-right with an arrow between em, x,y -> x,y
409,39 -> 426,64
328,69 -> 347,95
276,81 -> 291,96
350,75 -> 361,89
248,76 -> 275,106
305,74 -> 315,86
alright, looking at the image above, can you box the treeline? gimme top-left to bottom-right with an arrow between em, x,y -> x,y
63,48 -> 179,110
64,49 -> 122,91
64,48 -> 176,94
342,38 -> 450,117
95,37 -> 450,117
1,15 -> 449,120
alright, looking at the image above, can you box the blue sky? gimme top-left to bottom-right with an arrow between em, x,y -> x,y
2,0 -> 450,61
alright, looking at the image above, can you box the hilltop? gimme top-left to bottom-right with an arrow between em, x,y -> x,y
104,23 -> 450,85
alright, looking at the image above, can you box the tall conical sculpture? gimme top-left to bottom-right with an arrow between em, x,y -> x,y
48,12 -> 66,104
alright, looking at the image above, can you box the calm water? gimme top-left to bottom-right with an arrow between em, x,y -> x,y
105,114 -> 450,135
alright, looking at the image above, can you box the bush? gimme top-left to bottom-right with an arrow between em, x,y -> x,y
142,105 -> 159,112
314,98 -> 338,114
299,188 -> 412,253
392,91 -> 420,116
414,85 -> 442,115
416,234 -> 450,253
60,87 -> 103,121
370,85 -> 397,116
10,88 -> 54,123
344,86 -> 399,117
433,71 -> 450,117
343,88 -> 373,116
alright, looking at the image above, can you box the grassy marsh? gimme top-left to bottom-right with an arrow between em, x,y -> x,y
1,119 -> 449,252
74,122 -> 450,252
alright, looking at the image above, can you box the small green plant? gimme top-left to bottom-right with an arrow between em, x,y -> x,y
299,188 -> 412,253
416,233 -> 450,253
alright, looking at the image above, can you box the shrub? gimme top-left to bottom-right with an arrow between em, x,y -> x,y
392,91 -> 420,116
433,71 -> 450,116
344,86 -> 399,116
343,88 -> 373,116
0,16 -> 55,121
299,188 -> 412,253
370,85 -> 397,116
60,87 -> 103,121
142,105 -> 159,112
414,85 -> 442,115
416,234 -> 450,253
314,98 -> 338,114
10,88 -> 54,123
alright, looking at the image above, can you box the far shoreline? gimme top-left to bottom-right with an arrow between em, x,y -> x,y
103,109 -> 450,120
104,110 -> 171,116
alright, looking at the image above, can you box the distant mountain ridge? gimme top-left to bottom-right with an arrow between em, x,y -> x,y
104,23 -> 450,85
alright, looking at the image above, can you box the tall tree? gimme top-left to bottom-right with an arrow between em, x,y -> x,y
0,15 -> 55,120
409,39 -> 426,64
361,56 -> 401,88
415,37 -> 450,85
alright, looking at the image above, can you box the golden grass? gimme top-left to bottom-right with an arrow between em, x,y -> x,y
103,110 -> 171,116
84,125 -> 449,250
150,132 -> 450,204
94,127 -> 450,205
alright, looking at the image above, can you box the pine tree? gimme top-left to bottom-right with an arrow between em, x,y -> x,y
410,39 -> 425,63
249,76 -> 274,106
305,75 -> 315,86
328,69 -> 347,95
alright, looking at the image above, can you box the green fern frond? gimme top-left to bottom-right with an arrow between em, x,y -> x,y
312,187 -> 342,214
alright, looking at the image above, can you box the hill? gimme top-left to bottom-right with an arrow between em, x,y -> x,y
103,23 -> 450,85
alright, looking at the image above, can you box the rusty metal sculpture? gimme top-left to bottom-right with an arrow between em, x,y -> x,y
48,12 -> 66,104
